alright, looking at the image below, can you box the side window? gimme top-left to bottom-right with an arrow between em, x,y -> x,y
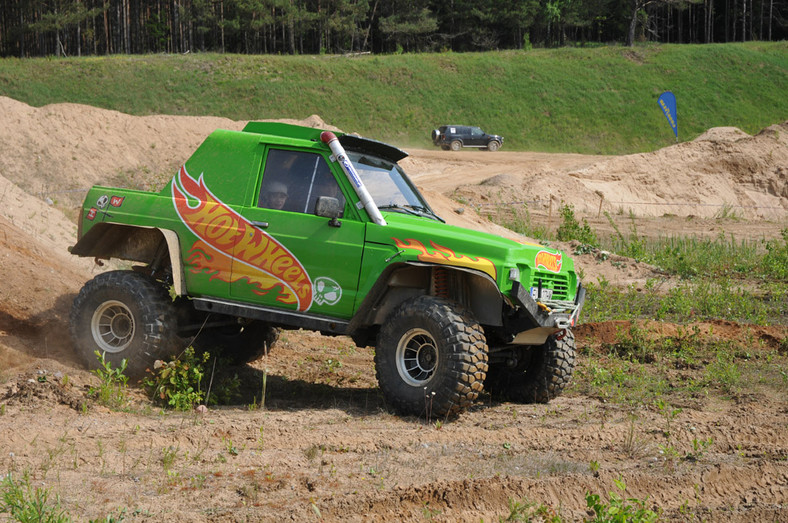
258,149 -> 345,215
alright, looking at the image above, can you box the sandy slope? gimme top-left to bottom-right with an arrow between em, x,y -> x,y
0,97 -> 786,521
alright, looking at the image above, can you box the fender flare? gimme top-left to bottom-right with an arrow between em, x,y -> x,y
70,223 -> 186,296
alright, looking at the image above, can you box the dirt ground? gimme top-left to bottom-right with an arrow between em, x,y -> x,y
0,96 -> 786,521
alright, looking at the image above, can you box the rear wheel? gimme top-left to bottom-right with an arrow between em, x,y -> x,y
450,140 -> 462,151
375,296 -> 488,417
70,270 -> 181,379
485,330 -> 576,403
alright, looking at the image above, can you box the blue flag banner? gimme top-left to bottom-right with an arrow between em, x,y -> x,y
658,91 -> 678,140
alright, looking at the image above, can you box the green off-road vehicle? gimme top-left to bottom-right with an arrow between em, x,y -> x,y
69,122 -> 585,417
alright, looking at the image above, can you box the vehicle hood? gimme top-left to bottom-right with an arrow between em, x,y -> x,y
366,212 -> 574,282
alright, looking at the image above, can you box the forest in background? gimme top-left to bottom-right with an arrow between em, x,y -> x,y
1,0 -> 786,58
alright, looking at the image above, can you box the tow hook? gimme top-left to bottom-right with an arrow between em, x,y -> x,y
554,329 -> 567,341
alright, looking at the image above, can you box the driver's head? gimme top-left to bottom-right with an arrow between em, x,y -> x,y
266,181 -> 288,209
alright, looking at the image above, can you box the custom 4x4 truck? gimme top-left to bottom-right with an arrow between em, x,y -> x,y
69,122 -> 584,417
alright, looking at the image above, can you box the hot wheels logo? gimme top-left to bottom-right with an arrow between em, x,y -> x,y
393,238 -> 497,280
172,166 -> 313,311
535,250 -> 562,273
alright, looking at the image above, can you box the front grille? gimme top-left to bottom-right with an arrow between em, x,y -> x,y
529,271 -> 570,300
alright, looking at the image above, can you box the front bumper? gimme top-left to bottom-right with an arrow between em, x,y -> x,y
505,281 -> 586,345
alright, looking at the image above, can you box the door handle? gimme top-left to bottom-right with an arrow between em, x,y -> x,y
251,221 -> 269,229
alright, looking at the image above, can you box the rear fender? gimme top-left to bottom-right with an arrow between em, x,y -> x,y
69,223 -> 185,295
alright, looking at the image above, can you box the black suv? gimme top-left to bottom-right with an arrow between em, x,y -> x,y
431,125 -> 504,152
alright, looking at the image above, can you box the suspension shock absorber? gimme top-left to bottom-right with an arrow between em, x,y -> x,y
433,267 -> 450,299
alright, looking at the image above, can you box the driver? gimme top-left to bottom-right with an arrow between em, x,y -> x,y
261,181 -> 288,210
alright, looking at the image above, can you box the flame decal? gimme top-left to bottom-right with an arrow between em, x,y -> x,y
393,238 -> 497,280
535,250 -> 562,273
172,166 -> 313,311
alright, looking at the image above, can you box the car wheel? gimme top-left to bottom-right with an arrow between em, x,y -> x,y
375,296 -> 488,417
487,140 -> 500,152
70,270 -> 181,379
450,140 -> 462,151
484,330 -> 576,403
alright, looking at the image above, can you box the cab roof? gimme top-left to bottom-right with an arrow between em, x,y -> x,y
241,121 -> 408,163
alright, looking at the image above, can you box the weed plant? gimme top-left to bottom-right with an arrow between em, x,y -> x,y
585,478 -> 660,522
501,497 -> 561,522
89,351 -> 129,410
557,204 -> 598,246
497,204 -> 551,242
0,471 -> 70,523
143,347 -> 208,411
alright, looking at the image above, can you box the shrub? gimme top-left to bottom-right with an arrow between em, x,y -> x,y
143,347 -> 208,411
557,204 -> 598,246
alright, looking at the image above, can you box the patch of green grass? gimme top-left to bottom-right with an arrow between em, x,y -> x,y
574,321 -> 788,408
1,42 -> 786,154
576,354 -> 671,406
583,276 -> 785,325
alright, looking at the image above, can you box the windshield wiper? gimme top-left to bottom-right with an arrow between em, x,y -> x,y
378,204 -> 421,217
404,204 -> 445,223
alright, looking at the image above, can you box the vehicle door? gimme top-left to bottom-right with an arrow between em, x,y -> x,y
468,127 -> 486,146
230,148 -> 365,319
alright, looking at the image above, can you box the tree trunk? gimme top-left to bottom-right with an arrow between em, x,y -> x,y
742,0 -> 746,40
627,0 -> 639,46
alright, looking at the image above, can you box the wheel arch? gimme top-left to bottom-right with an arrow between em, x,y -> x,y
70,223 -> 186,296
348,262 -> 502,346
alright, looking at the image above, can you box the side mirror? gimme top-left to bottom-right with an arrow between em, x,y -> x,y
315,196 -> 343,227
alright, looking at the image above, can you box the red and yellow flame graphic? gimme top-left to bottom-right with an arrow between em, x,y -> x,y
172,166 -> 313,311
535,250 -> 562,273
393,238 -> 497,280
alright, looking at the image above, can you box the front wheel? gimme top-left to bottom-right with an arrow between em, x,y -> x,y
485,330 -> 576,403
70,270 -> 181,379
486,140 -> 501,152
375,296 -> 488,417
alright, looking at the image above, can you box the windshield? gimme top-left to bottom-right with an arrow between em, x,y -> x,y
347,151 -> 442,221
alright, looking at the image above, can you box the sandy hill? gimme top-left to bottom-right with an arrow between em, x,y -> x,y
0,95 -> 786,368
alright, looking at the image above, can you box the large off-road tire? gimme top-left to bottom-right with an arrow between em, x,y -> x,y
485,330 -> 576,403
486,140 -> 501,152
450,140 -> 462,151
70,270 -> 181,380
190,319 -> 279,365
375,296 -> 488,417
